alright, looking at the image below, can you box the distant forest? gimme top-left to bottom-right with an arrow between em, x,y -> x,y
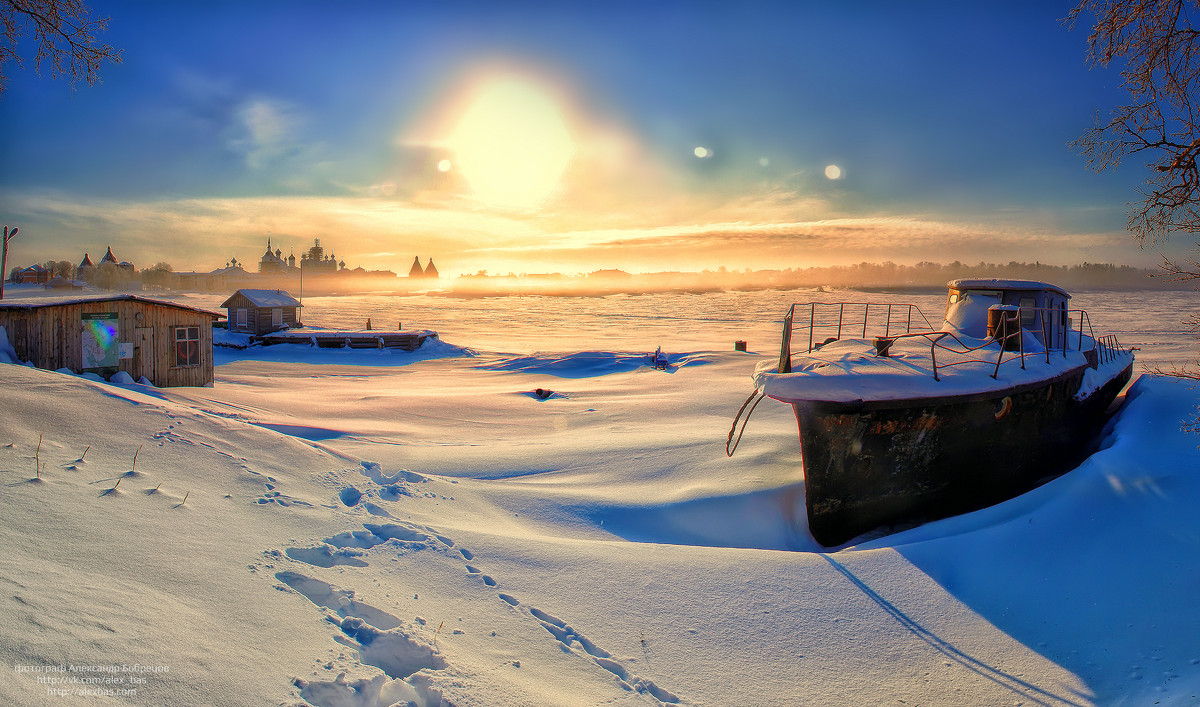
452,260 -> 1193,296
763,261 -> 1185,291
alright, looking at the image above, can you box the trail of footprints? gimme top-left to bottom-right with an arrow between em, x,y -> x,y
271,461 -> 682,705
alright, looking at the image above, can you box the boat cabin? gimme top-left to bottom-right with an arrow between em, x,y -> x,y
943,279 -> 1070,350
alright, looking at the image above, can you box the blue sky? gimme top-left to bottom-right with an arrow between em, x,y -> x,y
0,1 -> 1174,276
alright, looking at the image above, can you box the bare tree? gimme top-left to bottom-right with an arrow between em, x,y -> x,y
1,0 -> 122,93
1069,0 -> 1200,376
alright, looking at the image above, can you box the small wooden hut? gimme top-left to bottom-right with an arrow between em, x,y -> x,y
0,295 -> 222,387
220,289 -> 301,335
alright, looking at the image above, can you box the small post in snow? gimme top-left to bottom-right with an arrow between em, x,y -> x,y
1,225 -> 19,300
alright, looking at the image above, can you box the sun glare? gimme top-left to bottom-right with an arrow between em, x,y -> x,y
446,76 -> 576,209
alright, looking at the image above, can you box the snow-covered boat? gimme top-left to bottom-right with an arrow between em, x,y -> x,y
737,279 -> 1135,546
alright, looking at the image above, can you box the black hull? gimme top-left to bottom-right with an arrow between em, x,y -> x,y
795,363 -> 1133,546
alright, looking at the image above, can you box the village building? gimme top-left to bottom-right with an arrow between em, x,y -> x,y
77,253 -> 95,281
300,239 -> 344,274
98,245 -> 136,273
0,295 -> 221,387
258,237 -> 299,275
220,288 -> 301,335
44,276 -> 84,291
408,257 -> 439,278
17,264 -> 51,284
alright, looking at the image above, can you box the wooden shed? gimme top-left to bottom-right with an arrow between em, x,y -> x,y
221,289 -> 301,335
0,295 -> 222,387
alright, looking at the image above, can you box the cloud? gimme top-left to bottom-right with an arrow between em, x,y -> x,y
226,98 -> 305,169
0,188 -> 1155,278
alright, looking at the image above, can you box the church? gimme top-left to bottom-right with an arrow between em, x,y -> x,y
258,237 -> 299,275
408,257 -> 439,278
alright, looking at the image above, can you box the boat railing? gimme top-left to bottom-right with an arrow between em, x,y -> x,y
777,302 -> 938,373
778,302 -> 1131,381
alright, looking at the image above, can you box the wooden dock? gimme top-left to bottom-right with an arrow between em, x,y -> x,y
250,329 -> 438,351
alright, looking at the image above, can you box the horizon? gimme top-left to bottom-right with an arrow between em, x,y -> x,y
1,2 -> 1191,277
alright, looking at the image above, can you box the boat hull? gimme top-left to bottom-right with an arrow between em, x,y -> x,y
795,363 -> 1133,546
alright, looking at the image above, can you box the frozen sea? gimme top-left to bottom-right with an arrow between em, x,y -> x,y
3,282 -> 1199,706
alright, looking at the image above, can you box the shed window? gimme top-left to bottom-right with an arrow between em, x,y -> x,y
174,326 -> 200,367
236,308 -> 247,327
272,308 -> 283,327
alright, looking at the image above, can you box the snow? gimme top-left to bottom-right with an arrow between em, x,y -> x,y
223,289 -> 302,308
947,278 -> 1072,299
755,333 -> 1125,404
1,287 -> 1199,706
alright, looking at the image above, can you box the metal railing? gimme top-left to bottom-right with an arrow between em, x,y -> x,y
777,301 -> 1131,382
778,302 -> 937,373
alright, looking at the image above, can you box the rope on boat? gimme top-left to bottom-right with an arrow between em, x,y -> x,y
726,386 -> 766,457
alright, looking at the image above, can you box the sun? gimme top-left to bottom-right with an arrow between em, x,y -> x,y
445,76 -> 576,209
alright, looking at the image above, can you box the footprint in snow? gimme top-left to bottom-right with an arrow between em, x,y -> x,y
494,598 -> 681,703
275,570 -> 445,681
255,482 -> 313,508
285,546 -> 369,568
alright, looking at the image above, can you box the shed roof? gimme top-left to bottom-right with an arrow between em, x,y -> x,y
0,294 -> 223,318
221,289 -> 301,308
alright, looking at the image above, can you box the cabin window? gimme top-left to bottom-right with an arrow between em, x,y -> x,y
943,290 -> 1002,337
271,308 -> 283,327
174,326 -> 200,367
1019,296 -> 1037,326
236,308 -> 248,328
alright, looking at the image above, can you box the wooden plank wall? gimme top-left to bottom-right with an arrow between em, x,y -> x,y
250,306 -> 298,334
0,300 -> 216,387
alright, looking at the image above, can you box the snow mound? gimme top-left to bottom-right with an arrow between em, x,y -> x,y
476,350 -> 710,378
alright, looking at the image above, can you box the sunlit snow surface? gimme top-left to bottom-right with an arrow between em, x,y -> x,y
2,285 -> 1199,706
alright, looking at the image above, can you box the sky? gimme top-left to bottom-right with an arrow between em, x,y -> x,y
0,1 -> 1186,278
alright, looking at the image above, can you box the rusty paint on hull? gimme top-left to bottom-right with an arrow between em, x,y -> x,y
796,363 -> 1133,546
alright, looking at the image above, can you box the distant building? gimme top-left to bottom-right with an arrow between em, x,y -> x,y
98,245 -> 136,273
44,276 -> 84,291
18,264 -> 51,284
77,253 -> 95,281
221,288 -> 302,335
300,239 -> 343,274
258,237 -> 299,275
408,257 -> 439,278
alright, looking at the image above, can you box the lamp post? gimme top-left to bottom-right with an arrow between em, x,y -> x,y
1,225 -> 18,300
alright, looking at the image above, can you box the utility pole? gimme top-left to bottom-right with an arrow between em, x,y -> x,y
1,225 -> 18,300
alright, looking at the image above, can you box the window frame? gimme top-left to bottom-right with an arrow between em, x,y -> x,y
174,325 -> 201,368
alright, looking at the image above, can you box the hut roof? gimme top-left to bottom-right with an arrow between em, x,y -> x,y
408,256 -> 424,277
424,259 -> 439,277
0,294 -> 222,318
221,289 -> 301,308
79,253 -> 95,268
43,276 -> 82,289
99,246 -> 118,264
